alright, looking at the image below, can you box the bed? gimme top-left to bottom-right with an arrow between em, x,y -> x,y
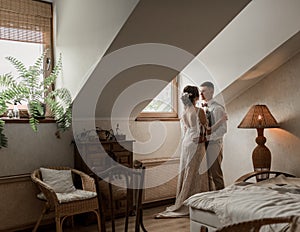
184,171 -> 299,232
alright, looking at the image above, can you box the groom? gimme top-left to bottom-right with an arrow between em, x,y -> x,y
199,81 -> 227,190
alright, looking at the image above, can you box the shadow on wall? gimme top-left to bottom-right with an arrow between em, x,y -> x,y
280,116 -> 300,139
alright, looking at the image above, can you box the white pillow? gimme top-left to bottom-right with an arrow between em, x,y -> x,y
40,168 -> 76,193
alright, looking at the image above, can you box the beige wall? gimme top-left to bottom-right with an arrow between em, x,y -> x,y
0,175 -> 49,231
0,123 -> 73,230
223,51 -> 300,184
0,123 -> 73,176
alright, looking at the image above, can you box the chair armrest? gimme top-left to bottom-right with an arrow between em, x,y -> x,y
71,169 -> 96,192
31,171 -> 59,206
235,170 -> 295,183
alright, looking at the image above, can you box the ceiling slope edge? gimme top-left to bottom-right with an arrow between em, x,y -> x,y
196,0 -> 300,104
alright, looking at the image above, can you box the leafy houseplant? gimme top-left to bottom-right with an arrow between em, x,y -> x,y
0,52 -> 72,148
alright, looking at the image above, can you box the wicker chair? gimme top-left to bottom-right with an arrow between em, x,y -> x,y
216,216 -> 299,232
31,167 -> 101,232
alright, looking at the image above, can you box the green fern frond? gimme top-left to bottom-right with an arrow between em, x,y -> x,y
28,101 -> 45,119
50,54 -> 62,78
29,117 -> 39,132
55,105 -> 72,132
0,119 -> 8,148
27,66 -> 42,87
43,74 -> 57,90
46,88 -> 72,132
0,86 -> 29,104
46,99 -> 62,118
0,97 -> 7,116
5,56 -> 27,79
49,88 -> 72,105
0,73 -> 18,88
31,51 -> 45,73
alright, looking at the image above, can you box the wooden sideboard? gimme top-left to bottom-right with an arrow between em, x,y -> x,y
74,140 -> 134,218
74,140 -> 134,174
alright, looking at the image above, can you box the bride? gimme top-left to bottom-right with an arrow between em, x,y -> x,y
155,85 -> 226,218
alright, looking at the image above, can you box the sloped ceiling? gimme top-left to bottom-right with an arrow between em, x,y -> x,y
88,0 -> 252,118
74,0 -> 300,120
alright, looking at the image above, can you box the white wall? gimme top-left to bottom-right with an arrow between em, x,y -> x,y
223,51 -> 300,184
53,0 -> 139,98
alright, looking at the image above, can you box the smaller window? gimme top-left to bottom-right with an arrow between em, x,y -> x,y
136,78 -> 178,121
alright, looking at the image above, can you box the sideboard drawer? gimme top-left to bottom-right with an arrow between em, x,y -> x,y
111,143 -> 125,151
114,151 -> 132,166
101,143 -> 111,151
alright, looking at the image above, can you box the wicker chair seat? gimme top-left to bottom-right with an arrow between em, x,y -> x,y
31,167 -> 101,232
37,189 -> 97,203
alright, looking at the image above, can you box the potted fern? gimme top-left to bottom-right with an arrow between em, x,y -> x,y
0,52 -> 72,148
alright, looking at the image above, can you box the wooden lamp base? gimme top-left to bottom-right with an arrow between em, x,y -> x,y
252,128 -> 271,181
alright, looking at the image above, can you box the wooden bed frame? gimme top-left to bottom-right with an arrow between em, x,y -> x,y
189,170 -> 296,232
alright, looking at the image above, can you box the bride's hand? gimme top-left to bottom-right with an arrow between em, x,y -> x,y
222,113 -> 228,122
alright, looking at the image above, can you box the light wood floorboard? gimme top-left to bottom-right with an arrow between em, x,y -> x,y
37,205 -> 190,232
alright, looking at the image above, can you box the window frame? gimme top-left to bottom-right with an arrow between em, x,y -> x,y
0,0 -> 54,119
136,78 -> 179,121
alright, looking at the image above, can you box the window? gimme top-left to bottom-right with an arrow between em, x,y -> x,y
0,0 -> 52,46
137,78 -> 178,121
0,0 -> 53,114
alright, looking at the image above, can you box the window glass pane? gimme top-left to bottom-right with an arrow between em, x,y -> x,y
0,40 -> 43,73
0,40 -> 43,104
142,82 -> 173,113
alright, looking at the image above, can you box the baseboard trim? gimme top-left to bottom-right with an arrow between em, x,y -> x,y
142,198 -> 176,209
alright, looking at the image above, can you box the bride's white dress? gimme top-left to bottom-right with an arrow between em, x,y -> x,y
156,107 -> 209,218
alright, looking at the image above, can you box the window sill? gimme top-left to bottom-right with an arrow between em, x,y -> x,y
1,117 -> 56,123
135,117 -> 180,122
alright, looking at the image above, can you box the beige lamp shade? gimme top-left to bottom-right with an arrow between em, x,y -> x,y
238,104 -> 279,129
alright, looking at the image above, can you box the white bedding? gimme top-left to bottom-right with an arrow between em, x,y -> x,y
184,175 -> 300,230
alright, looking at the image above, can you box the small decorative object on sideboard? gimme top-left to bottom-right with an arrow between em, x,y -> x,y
115,123 -> 126,140
7,110 -> 13,118
96,127 -> 111,141
115,134 -> 126,140
13,101 -> 20,119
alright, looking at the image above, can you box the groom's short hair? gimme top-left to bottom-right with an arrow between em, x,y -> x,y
200,81 -> 214,90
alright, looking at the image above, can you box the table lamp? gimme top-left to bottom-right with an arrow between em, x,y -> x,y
238,104 -> 279,172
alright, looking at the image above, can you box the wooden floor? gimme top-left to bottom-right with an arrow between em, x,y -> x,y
35,205 -> 190,232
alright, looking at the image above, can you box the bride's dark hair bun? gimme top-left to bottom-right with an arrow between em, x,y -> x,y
181,85 -> 199,106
